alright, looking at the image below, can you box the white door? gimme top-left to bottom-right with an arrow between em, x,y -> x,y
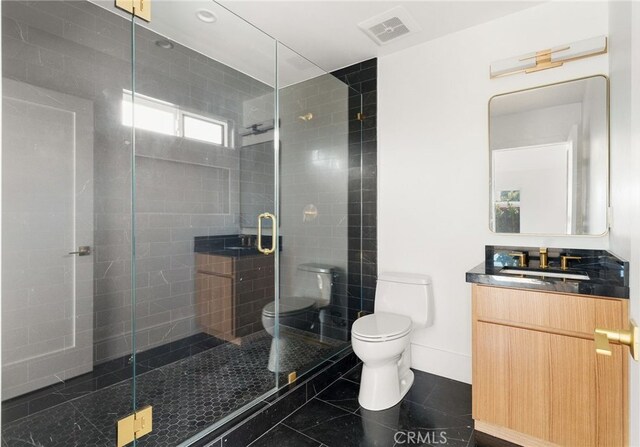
2,79 -> 94,400
493,142 -> 571,234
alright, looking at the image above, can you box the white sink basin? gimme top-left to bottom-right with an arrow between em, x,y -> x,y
500,269 -> 590,281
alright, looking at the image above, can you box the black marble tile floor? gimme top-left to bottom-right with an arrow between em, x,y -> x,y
247,365 -> 521,447
1,332 -> 225,424
2,330 -> 345,447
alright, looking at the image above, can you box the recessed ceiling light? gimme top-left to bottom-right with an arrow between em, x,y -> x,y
155,39 -> 174,49
196,9 -> 217,23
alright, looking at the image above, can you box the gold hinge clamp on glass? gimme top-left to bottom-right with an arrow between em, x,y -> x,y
117,405 -> 153,447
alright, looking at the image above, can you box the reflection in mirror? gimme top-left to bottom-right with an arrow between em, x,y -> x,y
489,76 -> 609,235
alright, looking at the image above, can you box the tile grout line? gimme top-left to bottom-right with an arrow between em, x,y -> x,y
68,398 -> 112,442
466,429 -> 476,447
312,396 -> 357,415
281,423 -> 326,446
282,402 -> 354,432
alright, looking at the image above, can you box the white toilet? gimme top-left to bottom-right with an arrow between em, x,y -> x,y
351,272 -> 431,411
262,263 -> 336,371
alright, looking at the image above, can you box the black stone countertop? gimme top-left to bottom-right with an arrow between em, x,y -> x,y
466,245 -> 629,299
194,234 -> 280,257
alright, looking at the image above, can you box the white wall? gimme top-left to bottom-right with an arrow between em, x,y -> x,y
378,1 -> 610,383
609,2 -> 640,445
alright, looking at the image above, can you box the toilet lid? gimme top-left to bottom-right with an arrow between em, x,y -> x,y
262,296 -> 316,317
352,312 -> 412,342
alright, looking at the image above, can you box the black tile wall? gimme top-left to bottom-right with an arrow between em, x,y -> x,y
331,59 -> 378,324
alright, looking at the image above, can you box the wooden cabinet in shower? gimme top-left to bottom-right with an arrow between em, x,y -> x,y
196,253 -> 274,342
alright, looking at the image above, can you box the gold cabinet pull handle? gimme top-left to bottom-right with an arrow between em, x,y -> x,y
257,212 -> 277,255
594,320 -> 639,361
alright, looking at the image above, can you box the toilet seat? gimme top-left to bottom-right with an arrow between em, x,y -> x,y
262,296 -> 316,317
352,312 -> 412,342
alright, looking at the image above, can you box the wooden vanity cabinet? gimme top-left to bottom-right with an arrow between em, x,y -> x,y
472,284 -> 628,447
196,253 -> 274,342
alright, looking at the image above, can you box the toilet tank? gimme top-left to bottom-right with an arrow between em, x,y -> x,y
296,263 -> 335,308
375,272 -> 431,327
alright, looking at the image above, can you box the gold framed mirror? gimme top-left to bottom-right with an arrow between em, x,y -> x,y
488,75 -> 609,235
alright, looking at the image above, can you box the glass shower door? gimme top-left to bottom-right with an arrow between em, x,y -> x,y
275,43 -> 361,388
1,1 -> 137,445
1,1 -> 363,445
129,3 -> 279,445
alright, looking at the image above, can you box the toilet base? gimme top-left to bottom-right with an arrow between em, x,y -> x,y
358,359 -> 414,411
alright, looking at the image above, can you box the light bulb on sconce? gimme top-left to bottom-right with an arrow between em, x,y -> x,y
298,113 -> 313,122
490,35 -> 607,78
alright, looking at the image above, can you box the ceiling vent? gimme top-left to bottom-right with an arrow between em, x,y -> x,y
358,6 -> 421,46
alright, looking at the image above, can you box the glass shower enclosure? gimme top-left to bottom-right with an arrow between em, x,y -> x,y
1,1 -> 362,445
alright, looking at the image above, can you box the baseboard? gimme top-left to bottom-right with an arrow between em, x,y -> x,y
475,421 -> 559,447
410,343 -> 471,384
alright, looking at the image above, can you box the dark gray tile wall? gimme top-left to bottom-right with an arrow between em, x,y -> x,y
239,141 -> 274,228
2,0 -> 372,383
331,59 -> 378,326
2,0 -> 273,363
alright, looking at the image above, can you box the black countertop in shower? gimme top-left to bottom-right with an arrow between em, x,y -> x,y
466,245 -> 629,299
194,235 -> 281,257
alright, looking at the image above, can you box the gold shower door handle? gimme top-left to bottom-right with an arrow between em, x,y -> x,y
257,212 -> 277,255
594,320 -> 639,361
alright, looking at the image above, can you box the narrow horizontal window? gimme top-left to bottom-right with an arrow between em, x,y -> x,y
122,91 -> 178,137
121,90 -> 231,148
183,114 -> 226,146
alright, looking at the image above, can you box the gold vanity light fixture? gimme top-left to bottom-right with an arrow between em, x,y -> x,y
490,36 -> 607,78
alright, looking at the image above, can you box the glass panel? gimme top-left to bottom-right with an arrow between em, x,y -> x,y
1,0 -> 136,445
276,43 -> 362,388
1,2 -> 363,445
131,2 -> 278,445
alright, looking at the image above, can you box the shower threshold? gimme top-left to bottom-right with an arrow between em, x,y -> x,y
1,329 -> 345,447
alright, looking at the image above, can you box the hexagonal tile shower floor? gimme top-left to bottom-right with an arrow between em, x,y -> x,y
1,329 -> 344,447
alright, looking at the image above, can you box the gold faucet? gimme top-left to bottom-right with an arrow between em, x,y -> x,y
539,247 -> 548,269
560,255 -> 581,270
509,251 -> 528,267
